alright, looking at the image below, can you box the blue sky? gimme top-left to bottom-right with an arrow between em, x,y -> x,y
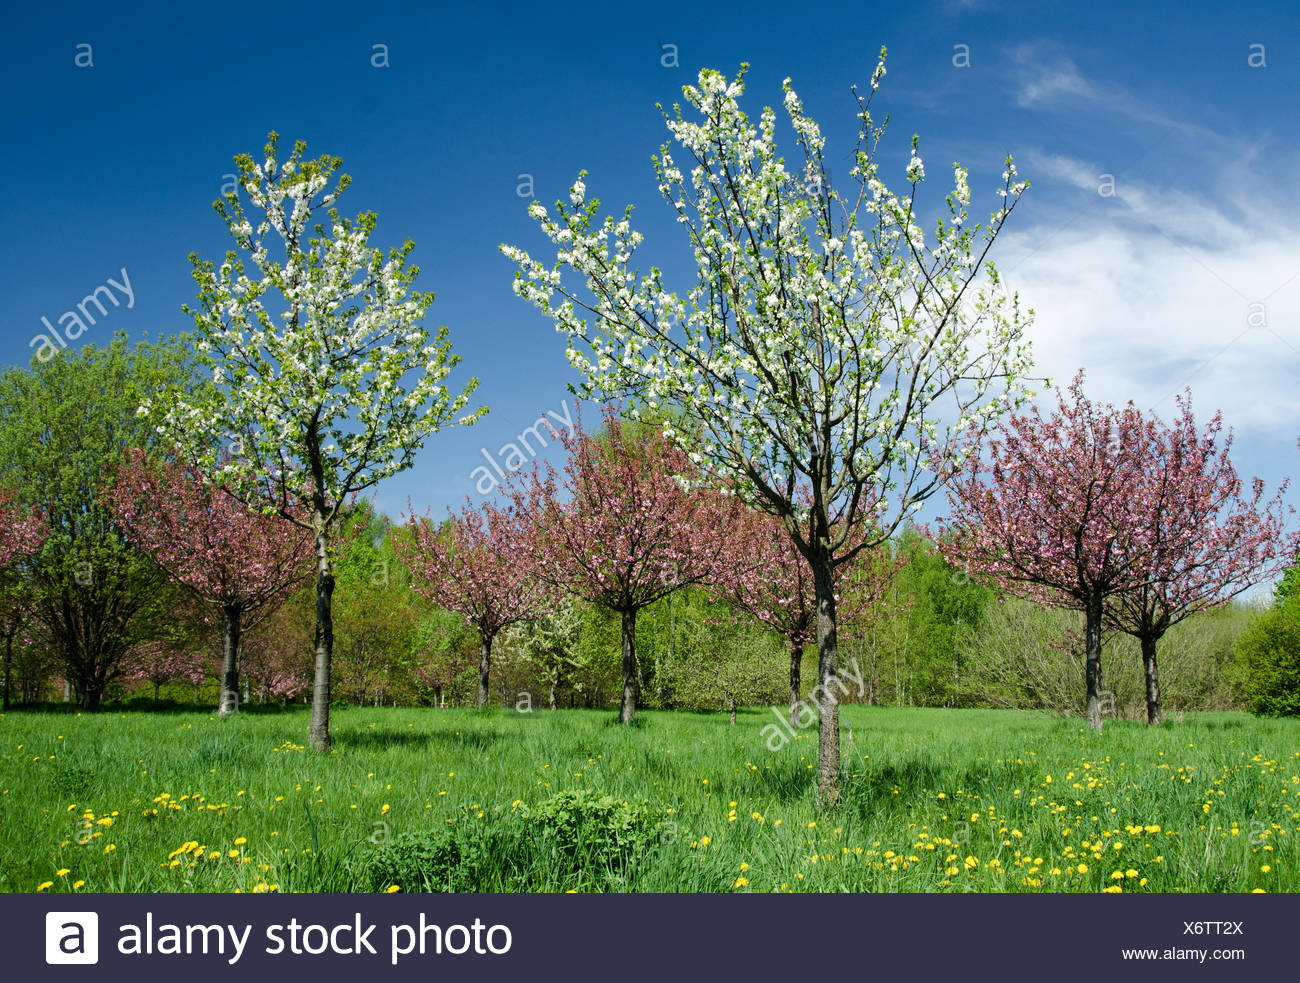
4,0 -> 1300,533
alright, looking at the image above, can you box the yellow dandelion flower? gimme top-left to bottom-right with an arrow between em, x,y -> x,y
386,885 -> 400,893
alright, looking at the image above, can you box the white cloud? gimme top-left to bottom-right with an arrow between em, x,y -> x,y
1007,41 -> 1094,108
993,156 -> 1300,438
1005,41 -> 1223,146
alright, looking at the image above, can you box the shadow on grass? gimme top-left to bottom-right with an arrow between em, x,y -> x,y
1,699 -> 311,716
337,727 -> 503,752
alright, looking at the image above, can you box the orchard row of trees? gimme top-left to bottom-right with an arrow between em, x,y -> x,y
2,54 -> 1297,806
0,353 -> 1286,726
0,432 -> 1259,725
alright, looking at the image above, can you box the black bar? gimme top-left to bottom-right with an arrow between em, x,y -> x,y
10,892 -> 1290,981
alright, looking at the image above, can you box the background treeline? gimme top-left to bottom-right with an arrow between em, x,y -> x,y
0,334 -> 1284,717
2,500 -> 1267,718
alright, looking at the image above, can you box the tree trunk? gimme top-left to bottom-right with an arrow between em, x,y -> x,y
619,607 -> 638,725
477,635 -> 492,708
548,679 -> 556,710
153,681 -> 160,701
787,637 -> 803,728
1141,633 -> 1162,726
729,696 -> 737,726
218,604 -> 242,717
309,526 -> 335,753
1084,590 -> 1103,732
71,666 -> 103,711
2,631 -> 11,711
433,685 -> 442,707
812,547 -> 840,805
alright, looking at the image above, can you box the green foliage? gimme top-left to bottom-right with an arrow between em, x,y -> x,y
363,788 -> 661,893
520,787 -> 661,875
959,597 -> 1254,718
363,819 -> 515,893
1237,597 -> 1300,717
1274,557 -> 1300,608
332,501 -> 430,705
509,597 -> 589,709
0,333 -> 206,708
659,608 -> 787,714
843,530 -> 990,707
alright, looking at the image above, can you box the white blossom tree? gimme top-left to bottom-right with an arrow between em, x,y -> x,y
502,54 -> 1034,803
146,133 -> 484,751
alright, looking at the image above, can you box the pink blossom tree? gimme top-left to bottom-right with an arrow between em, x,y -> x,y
398,501 -> 547,708
0,488 -> 45,569
507,408 -> 738,724
1104,397 -> 1293,724
713,497 -> 905,725
714,507 -> 815,725
941,373 -> 1158,731
0,492 -> 47,710
0,582 -> 37,711
241,616 -> 314,704
121,640 -> 208,701
105,450 -> 314,715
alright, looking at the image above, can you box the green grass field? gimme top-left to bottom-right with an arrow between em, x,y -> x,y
1,704 -> 1296,893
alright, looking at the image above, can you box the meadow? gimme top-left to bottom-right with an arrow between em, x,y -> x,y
1,704 -> 1296,894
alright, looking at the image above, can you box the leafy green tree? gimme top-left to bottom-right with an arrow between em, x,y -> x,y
0,334 -> 202,709
411,608 -> 476,706
1273,557 -> 1300,608
512,597 -> 587,709
333,503 -> 421,705
1236,595 -> 1300,717
663,614 -> 785,722
841,530 -> 987,707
